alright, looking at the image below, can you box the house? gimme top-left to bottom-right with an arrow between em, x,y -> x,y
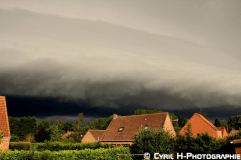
217,127 -> 228,138
180,113 -> 223,138
100,112 -> 176,145
213,139 -> 241,155
232,139 -> 241,160
81,130 -> 105,143
229,129 -> 240,137
0,96 -> 11,151
63,130 -> 76,138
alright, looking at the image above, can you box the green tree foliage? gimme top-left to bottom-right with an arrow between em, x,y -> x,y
87,115 -> 113,130
214,117 -> 222,127
37,120 -> 50,132
14,116 -> 38,141
73,113 -> 84,143
184,123 -> 193,137
228,115 -> 241,131
178,116 -> 187,128
175,132 -> 227,155
9,117 -> 19,137
226,128 -> 241,141
67,133 -> 82,143
130,127 -> 175,159
0,127 -> 4,145
174,126 -> 182,134
133,109 -> 164,115
25,133 -> 35,142
175,123 -> 227,156
10,134 -> 19,142
199,112 -> 209,120
35,127 -> 50,142
49,125 -> 63,142
56,117 -> 64,134
63,122 -> 75,132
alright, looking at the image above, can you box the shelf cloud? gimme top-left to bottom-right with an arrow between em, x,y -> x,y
0,1 -> 241,123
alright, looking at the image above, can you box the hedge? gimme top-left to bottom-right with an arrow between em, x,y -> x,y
0,147 -> 132,160
9,142 -> 31,151
10,142 -> 114,151
36,142 -> 114,151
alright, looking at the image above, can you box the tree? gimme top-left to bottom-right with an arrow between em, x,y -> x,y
35,127 -> 50,142
133,109 -> 165,115
73,113 -> 84,142
49,125 -> 63,142
178,116 -> 187,128
199,112 -> 209,120
174,123 -> 195,155
87,115 -> 113,130
18,116 -> 38,141
63,122 -> 75,132
37,120 -> 50,132
214,117 -> 221,127
25,133 -> 35,142
56,117 -> 64,134
130,127 -> 175,159
175,132 -> 227,154
9,117 -> 19,137
228,115 -> 241,131
184,123 -> 193,137
10,134 -> 19,142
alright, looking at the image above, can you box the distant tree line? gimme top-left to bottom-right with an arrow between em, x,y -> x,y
8,109 -> 240,143
9,113 -> 84,143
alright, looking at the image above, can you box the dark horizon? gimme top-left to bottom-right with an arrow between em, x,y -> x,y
5,96 -> 235,126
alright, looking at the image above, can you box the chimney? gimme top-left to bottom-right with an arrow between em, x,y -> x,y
113,114 -> 118,119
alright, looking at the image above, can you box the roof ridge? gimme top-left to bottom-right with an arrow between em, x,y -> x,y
195,113 -> 218,131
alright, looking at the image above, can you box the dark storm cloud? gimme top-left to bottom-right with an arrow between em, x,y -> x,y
0,7 -> 241,124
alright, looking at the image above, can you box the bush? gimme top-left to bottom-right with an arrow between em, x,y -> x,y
130,127 -> 175,159
174,132 -> 228,156
9,142 -> 31,151
0,147 -> 132,160
35,127 -> 50,142
67,133 -> 82,143
10,134 -> 19,142
49,125 -> 63,142
36,142 -> 114,151
61,137 -> 75,144
25,133 -> 35,143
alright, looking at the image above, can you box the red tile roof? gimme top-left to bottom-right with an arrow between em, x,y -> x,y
229,129 -> 240,137
88,130 -> 105,141
217,127 -> 228,138
180,113 -> 220,137
0,96 -> 10,137
101,113 -> 168,141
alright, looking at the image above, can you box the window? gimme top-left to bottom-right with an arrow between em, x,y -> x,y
118,127 -> 124,132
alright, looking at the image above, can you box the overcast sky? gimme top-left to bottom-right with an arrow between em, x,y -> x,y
0,0 -> 241,125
